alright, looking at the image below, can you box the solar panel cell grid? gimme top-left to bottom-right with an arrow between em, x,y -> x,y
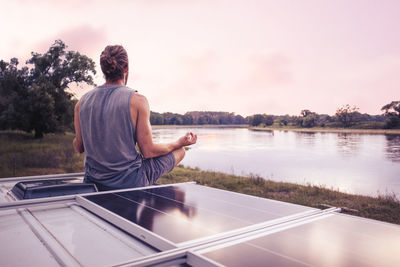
84,183 -> 317,244
201,214 -> 400,267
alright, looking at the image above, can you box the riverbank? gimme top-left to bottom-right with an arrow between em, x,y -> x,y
1,130 -> 399,225
152,124 -> 248,129
153,124 -> 400,135
249,126 -> 400,135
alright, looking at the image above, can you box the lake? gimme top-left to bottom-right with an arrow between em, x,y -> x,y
152,127 -> 400,197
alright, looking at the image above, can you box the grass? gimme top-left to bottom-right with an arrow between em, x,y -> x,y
0,131 -> 84,177
1,130 -> 399,225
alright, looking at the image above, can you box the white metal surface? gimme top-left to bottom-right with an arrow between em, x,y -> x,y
0,202 -> 158,267
0,185 -> 12,202
0,209 -> 61,267
76,195 -> 178,252
18,208 -> 81,267
0,175 -> 184,267
2,173 -> 399,267
69,204 -> 155,256
29,203 -> 156,267
186,251 -> 222,267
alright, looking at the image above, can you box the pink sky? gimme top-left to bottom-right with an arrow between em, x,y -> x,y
1,0 -> 399,116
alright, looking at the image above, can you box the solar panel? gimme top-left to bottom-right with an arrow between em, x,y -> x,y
81,183 -> 317,248
192,213 -> 400,267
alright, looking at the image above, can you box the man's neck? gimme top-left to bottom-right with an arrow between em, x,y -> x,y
104,79 -> 125,86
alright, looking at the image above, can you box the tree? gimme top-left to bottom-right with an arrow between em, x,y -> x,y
300,109 -> 312,117
301,113 -> 318,128
209,116 -> 219,124
198,116 -> 206,125
150,111 -> 164,125
382,101 -> 400,118
381,101 -> 400,129
279,119 -> 288,126
26,40 -> 96,137
182,114 -> 193,125
0,40 -> 96,138
264,115 -> 274,126
234,114 -> 246,124
335,104 -> 360,128
249,114 -> 264,126
170,116 -> 183,125
0,58 -> 30,131
296,109 -> 318,128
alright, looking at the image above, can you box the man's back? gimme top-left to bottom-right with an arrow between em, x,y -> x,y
79,85 -> 142,181
73,44 -> 197,191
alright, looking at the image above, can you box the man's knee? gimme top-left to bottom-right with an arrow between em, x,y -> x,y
172,147 -> 185,166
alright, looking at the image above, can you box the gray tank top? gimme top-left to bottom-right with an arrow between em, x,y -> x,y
79,85 -> 143,187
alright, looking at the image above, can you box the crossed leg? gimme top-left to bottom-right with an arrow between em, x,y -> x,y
172,147 -> 185,167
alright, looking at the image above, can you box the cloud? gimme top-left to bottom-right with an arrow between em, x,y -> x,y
142,49 -> 224,113
14,0 -> 95,7
218,53 -> 295,115
33,25 -> 107,58
147,51 -> 295,115
178,50 -> 220,92
243,53 -> 293,89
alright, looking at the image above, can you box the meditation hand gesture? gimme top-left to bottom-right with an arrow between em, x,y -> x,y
178,132 -> 197,147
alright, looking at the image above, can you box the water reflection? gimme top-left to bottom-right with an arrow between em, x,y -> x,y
152,128 -> 400,196
116,187 -> 197,231
385,135 -> 400,163
336,133 -> 360,157
294,132 -> 317,147
85,186 -> 199,243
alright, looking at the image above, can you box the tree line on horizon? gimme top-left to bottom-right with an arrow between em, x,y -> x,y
151,102 -> 400,129
1,40 -> 399,138
150,111 -> 247,125
247,103 -> 400,129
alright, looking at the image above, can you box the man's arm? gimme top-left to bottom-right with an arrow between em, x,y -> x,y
133,94 -> 197,159
73,100 -> 85,153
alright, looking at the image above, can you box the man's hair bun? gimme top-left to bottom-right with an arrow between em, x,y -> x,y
100,45 -> 128,82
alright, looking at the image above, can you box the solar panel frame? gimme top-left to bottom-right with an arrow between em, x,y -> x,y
114,210 -> 341,267
186,251 -> 222,267
76,194 -> 178,251
191,212 -> 400,267
77,183 -> 320,251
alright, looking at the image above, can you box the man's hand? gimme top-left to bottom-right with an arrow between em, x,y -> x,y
178,132 -> 197,147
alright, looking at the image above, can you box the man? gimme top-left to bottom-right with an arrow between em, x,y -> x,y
73,45 -> 197,190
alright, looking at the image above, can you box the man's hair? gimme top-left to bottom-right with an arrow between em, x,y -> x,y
100,45 -> 128,82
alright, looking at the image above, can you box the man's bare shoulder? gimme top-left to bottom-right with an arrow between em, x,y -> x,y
131,92 -> 149,110
133,93 -> 147,102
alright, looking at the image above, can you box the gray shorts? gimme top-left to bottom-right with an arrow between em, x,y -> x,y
141,152 -> 176,185
84,152 -> 176,191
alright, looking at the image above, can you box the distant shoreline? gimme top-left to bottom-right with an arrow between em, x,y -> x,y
249,126 -> 400,135
151,124 -> 400,135
152,124 -> 248,129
